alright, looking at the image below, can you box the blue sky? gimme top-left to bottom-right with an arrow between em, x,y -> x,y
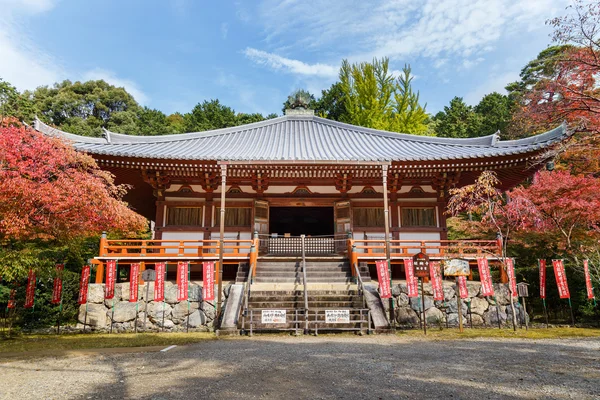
0,0 -> 571,117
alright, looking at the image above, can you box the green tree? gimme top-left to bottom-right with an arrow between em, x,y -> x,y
314,82 -> 348,122
26,80 -> 141,137
0,78 -> 35,122
136,107 -> 179,135
236,112 -> 266,125
391,65 -> 428,134
339,58 -> 428,134
166,112 -> 186,133
183,99 -> 238,132
505,45 -> 573,101
434,97 -> 483,138
474,92 -> 514,136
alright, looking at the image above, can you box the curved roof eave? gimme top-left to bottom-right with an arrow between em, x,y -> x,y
33,116 -> 570,162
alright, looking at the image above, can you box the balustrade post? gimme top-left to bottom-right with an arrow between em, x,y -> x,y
99,231 -> 108,257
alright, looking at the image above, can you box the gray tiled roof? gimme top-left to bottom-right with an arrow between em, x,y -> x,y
34,115 -> 568,162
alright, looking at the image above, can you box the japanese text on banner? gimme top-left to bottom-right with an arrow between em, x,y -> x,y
404,258 -> 419,298
24,269 -> 36,308
154,262 -> 165,302
505,258 -> 517,297
477,258 -> 494,297
78,265 -> 91,305
552,259 -> 570,299
105,260 -> 117,299
583,260 -> 594,300
203,261 -> 215,301
51,264 -> 64,304
539,259 -> 546,299
375,260 -> 391,299
177,261 -> 189,301
429,261 -> 444,301
129,263 -> 140,302
458,276 -> 469,299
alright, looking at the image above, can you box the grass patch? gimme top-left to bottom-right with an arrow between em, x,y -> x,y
397,327 -> 600,340
0,331 -> 215,354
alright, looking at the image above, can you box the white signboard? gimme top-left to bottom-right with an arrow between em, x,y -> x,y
261,309 -> 287,324
325,310 -> 350,324
443,258 -> 471,277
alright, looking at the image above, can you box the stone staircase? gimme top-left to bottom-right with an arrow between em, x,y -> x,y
252,258 -> 370,284
237,257 -> 373,334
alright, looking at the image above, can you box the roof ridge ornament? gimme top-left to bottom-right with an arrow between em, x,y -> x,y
102,127 -> 112,144
491,130 -> 500,147
284,90 -> 315,116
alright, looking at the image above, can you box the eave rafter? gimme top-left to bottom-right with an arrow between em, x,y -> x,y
141,169 -> 171,198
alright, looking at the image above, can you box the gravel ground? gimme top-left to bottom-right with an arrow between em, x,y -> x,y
1,335 -> 599,400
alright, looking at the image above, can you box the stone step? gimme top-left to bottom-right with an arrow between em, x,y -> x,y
249,294 -> 363,301
248,300 -> 362,310
254,277 -> 353,283
254,272 -> 352,278
249,290 -> 360,296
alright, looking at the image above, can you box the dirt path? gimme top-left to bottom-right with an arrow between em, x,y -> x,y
1,335 -> 599,399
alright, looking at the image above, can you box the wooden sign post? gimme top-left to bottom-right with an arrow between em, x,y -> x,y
443,259 -> 471,333
413,252 -> 430,335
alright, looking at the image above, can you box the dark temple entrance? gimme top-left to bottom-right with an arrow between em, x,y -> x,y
269,207 -> 334,236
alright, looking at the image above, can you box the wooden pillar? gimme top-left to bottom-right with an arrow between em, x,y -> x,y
139,261 -> 146,285
390,192 -> 399,240
95,261 -> 104,284
216,163 -> 227,322
382,164 -> 394,328
204,195 -> 214,241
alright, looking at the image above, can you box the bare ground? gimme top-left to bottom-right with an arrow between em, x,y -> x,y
1,334 -> 599,400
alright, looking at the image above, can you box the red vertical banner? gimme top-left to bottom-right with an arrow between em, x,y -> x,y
539,259 -> 547,299
429,261 -> 444,301
154,262 -> 166,302
375,260 -> 391,299
129,263 -> 140,302
552,259 -> 570,299
583,260 -> 594,300
7,289 -> 16,309
24,269 -> 36,308
51,264 -> 64,305
177,261 -> 189,301
505,258 -> 517,297
78,265 -> 91,305
458,276 -> 469,299
203,261 -> 215,301
104,260 -> 117,299
403,258 -> 419,298
477,258 -> 494,297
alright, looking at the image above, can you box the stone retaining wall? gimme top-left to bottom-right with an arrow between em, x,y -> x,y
77,282 -> 231,332
385,281 -> 528,328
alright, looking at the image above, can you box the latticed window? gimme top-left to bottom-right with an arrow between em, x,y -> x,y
353,208 -> 384,227
401,207 -> 436,227
167,207 -> 203,226
215,208 -> 252,226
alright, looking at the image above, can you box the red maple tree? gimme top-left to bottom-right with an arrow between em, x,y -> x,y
509,170 -> 600,249
0,125 -> 147,242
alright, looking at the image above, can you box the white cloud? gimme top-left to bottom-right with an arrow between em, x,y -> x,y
243,48 -> 338,78
0,1 -> 63,90
464,71 -> 519,105
253,0 -> 569,64
0,0 -> 57,14
83,69 -> 149,105
0,1 -> 149,106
